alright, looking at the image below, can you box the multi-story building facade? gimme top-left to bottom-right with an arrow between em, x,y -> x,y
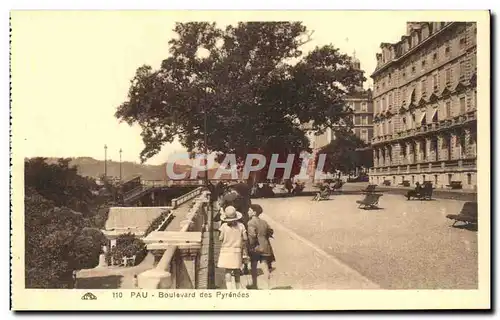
305,55 -> 374,180
369,22 -> 477,190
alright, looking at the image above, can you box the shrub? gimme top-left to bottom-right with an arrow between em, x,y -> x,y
144,209 -> 171,236
106,233 -> 147,266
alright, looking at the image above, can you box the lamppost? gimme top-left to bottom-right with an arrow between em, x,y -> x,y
203,87 -> 215,289
104,144 -> 108,179
119,148 -> 123,181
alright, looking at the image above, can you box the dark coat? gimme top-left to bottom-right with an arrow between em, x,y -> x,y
247,216 -> 275,261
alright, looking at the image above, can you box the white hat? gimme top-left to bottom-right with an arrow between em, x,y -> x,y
221,206 -> 243,222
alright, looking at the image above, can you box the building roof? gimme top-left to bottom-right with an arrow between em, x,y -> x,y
104,206 -> 171,235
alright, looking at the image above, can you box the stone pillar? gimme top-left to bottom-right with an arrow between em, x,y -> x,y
373,149 -> 378,168
415,140 -> 421,162
393,143 -> 401,166
425,137 -> 431,162
464,128 -> 472,158
176,248 -> 199,289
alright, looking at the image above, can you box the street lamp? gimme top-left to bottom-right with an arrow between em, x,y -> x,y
202,86 -> 215,289
104,144 -> 108,179
119,148 -> 123,181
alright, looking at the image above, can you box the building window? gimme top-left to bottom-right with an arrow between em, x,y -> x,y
433,52 -> 438,63
402,71 -> 406,79
445,68 -> 452,87
445,101 -> 451,118
448,174 -> 452,184
467,173 -> 472,185
388,93 -> 393,108
421,79 -> 427,98
421,58 -> 426,70
411,64 -> 416,74
361,129 -> 368,142
460,37 -> 467,50
459,61 -> 467,81
361,102 -> 368,112
388,73 -> 392,85
435,174 -> 438,186
460,97 -> 466,114
433,74 -> 439,93
445,42 -> 451,58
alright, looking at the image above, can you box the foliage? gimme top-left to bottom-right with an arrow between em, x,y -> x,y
25,188 -> 106,288
315,131 -> 372,174
144,209 -> 172,236
25,158 -> 112,288
106,233 -> 147,266
116,22 -> 365,181
25,158 -> 99,214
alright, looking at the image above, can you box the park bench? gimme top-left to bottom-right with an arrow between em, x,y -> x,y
356,193 -> 383,209
383,180 -> 391,186
446,202 -> 478,226
398,180 -> 410,187
447,181 -> 463,189
330,180 -> 344,192
361,184 -> 377,193
406,182 -> 434,200
312,188 -> 331,201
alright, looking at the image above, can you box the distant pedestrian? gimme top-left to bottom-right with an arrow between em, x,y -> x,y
217,206 -> 248,289
247,204 -> 275,290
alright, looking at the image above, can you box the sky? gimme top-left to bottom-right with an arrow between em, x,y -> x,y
12,11 -> 410,165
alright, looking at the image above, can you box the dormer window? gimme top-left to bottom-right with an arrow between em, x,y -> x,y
411,65 -> 416,74
412,33 -> 419,47
445,42 -> 451,57
459,37 -> 466,49
433,52 -> 438,63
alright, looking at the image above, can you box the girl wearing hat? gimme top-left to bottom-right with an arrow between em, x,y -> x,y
217,206 -> 248,289
247,204 -> 275,289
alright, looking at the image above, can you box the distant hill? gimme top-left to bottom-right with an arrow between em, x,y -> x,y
40,157 -> 167,181
30,157 -> 240,181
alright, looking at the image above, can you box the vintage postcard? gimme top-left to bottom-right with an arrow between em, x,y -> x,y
10,10 -> 490,310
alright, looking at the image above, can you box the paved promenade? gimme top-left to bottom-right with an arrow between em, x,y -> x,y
251,194 -> 477,289
76,200 -> 193,289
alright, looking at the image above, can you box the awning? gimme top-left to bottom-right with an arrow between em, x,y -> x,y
431,108 -> 438,122
406,88 -> 415,107
419,112 -> 427,125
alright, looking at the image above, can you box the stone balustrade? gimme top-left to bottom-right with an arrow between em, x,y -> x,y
171,186 -> 204,209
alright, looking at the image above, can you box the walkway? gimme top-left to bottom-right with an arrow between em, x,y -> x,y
76,200 -> 194,289
249,194 -> 477,289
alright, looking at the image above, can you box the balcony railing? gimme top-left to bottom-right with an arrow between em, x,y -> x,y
372,110 -> 477,145
369,158 -> 476,175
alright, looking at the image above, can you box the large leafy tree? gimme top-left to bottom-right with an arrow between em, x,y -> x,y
315,131 -> 372,175
116,22 -> 365,180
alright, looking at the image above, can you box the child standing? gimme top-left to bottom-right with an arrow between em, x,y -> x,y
218,206 -> 248,289
247,204 -> 275,290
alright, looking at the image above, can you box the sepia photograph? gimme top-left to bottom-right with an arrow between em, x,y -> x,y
10,9 -> 490,310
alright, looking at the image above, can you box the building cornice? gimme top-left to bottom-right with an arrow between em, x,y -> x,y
371,22 -> 460,79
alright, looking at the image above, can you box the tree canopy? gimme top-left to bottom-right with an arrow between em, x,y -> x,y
116,22 -> 365,180
25,158 -> 110,288
315,131 -> 372,175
